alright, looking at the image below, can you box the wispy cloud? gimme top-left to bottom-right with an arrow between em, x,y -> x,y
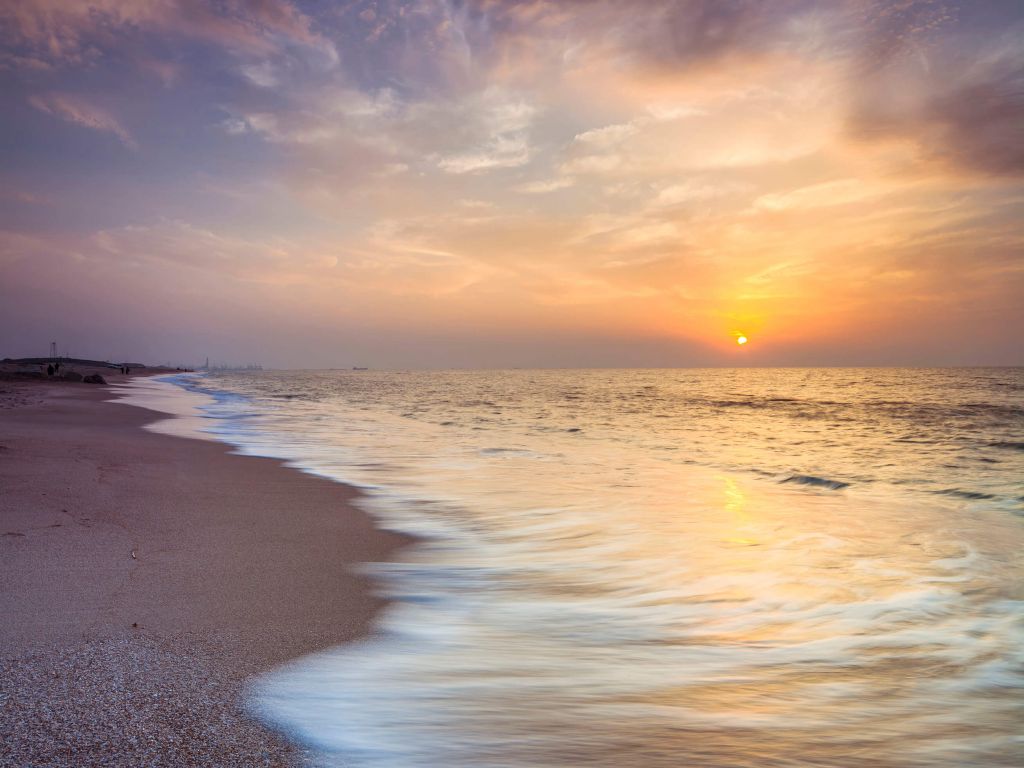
29,93 -> 138,150
1,0 -> 337,70
753,179 -> 882,211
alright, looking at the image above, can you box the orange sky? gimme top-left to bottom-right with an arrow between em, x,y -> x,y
1,1 -> 1021,367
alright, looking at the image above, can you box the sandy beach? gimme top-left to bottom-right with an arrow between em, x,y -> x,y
0,377 -> 410,767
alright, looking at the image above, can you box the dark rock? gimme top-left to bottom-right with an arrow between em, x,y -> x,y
83,374 -> 107,385
62,371 -> 84,382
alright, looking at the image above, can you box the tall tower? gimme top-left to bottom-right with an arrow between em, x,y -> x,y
50,341 -> 57,360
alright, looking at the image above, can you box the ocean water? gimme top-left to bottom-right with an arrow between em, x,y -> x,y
125,369 -> 1023,767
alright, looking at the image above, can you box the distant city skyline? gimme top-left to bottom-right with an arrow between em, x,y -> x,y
1,1 -> 1022,368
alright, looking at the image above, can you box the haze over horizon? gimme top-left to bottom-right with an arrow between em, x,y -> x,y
1,0 -> 1022,369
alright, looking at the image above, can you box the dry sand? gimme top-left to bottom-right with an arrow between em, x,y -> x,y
0,378 -> 411,766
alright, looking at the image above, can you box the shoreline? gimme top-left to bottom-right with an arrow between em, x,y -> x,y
0,377 -> 412,766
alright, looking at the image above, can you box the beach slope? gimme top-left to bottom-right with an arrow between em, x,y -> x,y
0,380 -> 409,766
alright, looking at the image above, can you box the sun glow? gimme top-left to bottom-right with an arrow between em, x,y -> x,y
737,335 -> 748,346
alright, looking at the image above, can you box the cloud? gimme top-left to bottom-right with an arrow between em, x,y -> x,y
654,179 -> 750,207
573,122 -> 642,147
84,219 -> 346,288
616,0 -> 808,69
0,0 -> 337,70
29,92 -> 138,149
558,65 -> 838,178
912,46 -> 1024,175
847,5 -> 1024,176
435,92 -> 537,174
753,179 -> 879,211
426,0 -> 813,80
516,177 -> 576,194
437,133 -> 531,174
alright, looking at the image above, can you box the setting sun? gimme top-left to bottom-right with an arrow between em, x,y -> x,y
737,336 -> 748,346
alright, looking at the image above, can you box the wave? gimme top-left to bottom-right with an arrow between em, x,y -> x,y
779,474 -> 851,490
988,441 -> 1024,451
137,370 -> 1024,768
935,488 -> 997,501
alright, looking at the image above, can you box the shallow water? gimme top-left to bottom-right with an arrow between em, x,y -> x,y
135,369 -> 1024,767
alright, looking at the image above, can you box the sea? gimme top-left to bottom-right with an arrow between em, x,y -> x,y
116,368 -> 1024,768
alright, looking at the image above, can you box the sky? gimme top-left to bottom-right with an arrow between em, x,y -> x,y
1,0 -> 1022,368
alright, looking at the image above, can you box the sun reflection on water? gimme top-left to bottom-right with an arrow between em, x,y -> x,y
720,475 -> 759,546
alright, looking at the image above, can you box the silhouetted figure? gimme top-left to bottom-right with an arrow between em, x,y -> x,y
47,364 -> 54,376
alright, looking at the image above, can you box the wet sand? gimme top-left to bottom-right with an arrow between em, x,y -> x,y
0,379 -> 411,766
